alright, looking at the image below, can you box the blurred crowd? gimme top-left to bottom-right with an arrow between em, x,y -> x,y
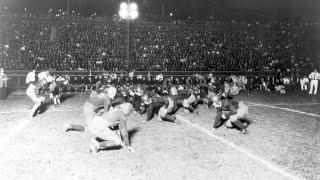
36,70 -> 299,96
0,15 -> 318,73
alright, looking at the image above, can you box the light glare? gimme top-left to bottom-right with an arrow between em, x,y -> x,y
119,9 -> 128,19
129,3 -> 138,11
130,11 -> 138,19
120,2 -> 127,10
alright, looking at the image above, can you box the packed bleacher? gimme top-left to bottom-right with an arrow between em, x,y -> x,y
0,15 -> 318,73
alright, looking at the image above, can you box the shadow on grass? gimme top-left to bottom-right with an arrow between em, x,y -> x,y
60,93 -> 75,103
128,127 -> 140,143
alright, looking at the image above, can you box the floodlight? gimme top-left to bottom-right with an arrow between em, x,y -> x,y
119,9 -> 128,19
130,11 -> 138,19
120,2 -> 127,10
129,3 -> 138,11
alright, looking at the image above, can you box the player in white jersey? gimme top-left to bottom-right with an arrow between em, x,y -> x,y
26,69 -> 36,84
300,75 -> 309,91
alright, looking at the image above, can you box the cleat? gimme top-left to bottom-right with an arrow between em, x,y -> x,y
89,139 -> 99,155
241,129 -> 248,134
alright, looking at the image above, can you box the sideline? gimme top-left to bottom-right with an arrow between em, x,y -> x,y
176,114 -> 303,180
0,109 -> 82,114
248,102 -> 320,107
247,102 -> 320,118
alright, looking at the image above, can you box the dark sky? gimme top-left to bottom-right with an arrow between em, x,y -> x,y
0,0 -> 320,19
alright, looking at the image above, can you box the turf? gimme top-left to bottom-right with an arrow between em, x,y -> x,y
0,91 -> 319,179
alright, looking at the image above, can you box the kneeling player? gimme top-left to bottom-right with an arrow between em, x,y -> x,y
212,95 -> 249,134
88,103 -> 135,154
64,86 -> 118,132
142,94 -> 179,124
157,96 -> 180,124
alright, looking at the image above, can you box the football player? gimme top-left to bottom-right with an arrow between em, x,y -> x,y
211,95 -> 249,134
88,103 -> 135,154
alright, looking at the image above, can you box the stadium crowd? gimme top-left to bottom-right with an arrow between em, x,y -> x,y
0,15 -> 318,73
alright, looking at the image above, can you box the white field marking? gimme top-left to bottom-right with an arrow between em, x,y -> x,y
247,102 -> 320,107
247,102 -> 320,118
0,118 -> 30,152
0,109 -> 82,114
175,115 -> 303,180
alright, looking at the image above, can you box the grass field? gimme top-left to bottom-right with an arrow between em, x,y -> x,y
0,91 -> 319,180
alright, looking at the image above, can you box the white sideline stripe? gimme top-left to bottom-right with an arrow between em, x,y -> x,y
247,102 -> 320,118
176,115 -> 303,180
248,102 -> 320,107
0,109 -> 82,114
0,118 -> 30,151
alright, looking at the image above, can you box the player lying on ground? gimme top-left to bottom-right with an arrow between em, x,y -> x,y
88,103 -> 135,154
211,95 -> 250,134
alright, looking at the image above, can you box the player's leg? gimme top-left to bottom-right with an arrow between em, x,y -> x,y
309,80 -> 315,94
29,96 -> 45,118
213,116 -> 225,130
29,101 -> 41,118
314,81 -> 318,94
162,114 -> 180,124
90,128 -> 122,154
64,124 -> 85,132
57,94 -> 61,105
146,104 -> 155,121
53,95 -> 57,106
83,102 -> 96,125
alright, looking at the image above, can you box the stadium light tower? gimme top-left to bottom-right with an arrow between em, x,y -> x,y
119,1 -> 138,70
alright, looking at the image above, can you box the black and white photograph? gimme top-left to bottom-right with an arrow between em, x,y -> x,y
0,0 -> 319,179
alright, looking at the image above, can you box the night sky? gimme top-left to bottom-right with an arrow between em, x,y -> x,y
0,0 -> 319,18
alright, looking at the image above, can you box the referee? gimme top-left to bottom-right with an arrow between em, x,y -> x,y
308,69 -> 320,95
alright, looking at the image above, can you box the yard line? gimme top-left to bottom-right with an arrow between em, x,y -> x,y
247,102 -> 320,118
176,115 -> 303,180
0,109 -> 82,114
248,102 -> 320,107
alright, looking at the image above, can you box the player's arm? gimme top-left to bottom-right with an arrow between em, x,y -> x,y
213,108 -> 222,129
103,96 -> 111,112
119,115 -> 130,147
139,103 -> 147,115
225,102 -> 237,118
111,98 -> 125,107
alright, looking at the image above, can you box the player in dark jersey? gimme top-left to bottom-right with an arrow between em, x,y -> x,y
212,95 -> 249,134
49,75 -> 69,106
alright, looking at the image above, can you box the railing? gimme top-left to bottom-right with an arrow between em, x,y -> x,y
5,70 -> 280,90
